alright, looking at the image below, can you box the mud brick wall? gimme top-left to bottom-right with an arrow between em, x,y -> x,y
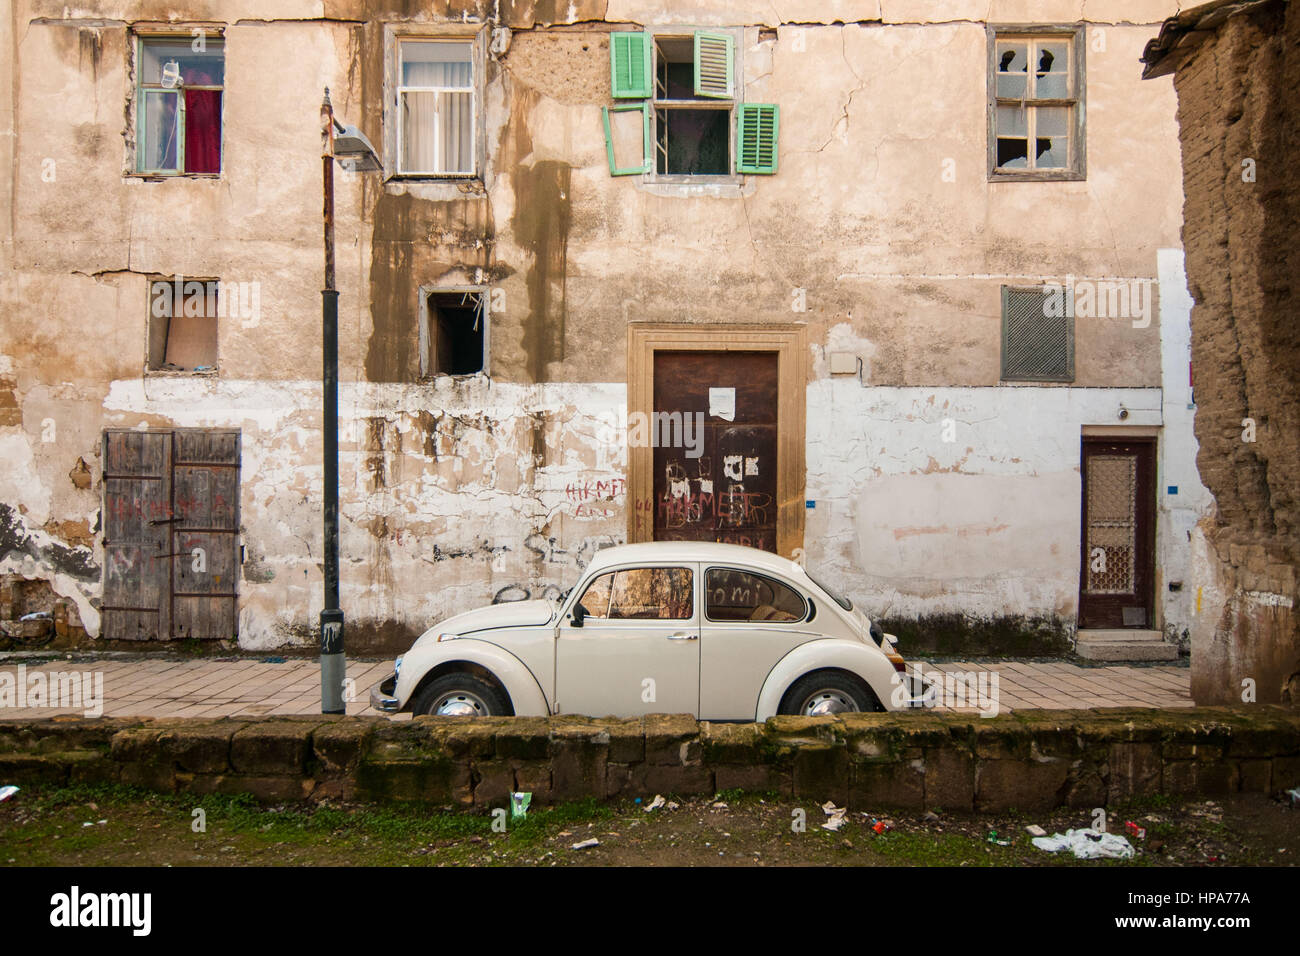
0,709 -> 1297,812
1171,0 -> 1300,705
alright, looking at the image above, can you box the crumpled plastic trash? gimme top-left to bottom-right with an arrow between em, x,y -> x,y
570,838 -> 600,850
644,794 -> 666,812
1032,828 -> 1135,860
1285,786 -> 1300,806
821,801 -> 847,831
0,786 -> 18,802
19,612 -> 51,621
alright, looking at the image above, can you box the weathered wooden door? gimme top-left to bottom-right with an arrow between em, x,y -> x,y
652,351 -> 779,552
102,429 -> 240,640
1078,438 -> 1155,629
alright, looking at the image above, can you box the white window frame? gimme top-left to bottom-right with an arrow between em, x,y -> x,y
132,31 -> 226,177
394,35 -> 482,179
648,27 -> 743,183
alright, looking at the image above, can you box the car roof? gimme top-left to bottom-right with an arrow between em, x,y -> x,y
583,541 -> 808,579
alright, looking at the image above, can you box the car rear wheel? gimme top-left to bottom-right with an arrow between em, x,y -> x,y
779,671 -> 879,716
410,673 -> 509,717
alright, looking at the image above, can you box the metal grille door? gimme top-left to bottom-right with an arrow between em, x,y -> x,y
1078,439 -> 1155,629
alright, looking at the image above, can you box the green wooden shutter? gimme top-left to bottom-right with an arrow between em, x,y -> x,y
602,104 -> 651,176
693,31 -> 733,98
736,103 -> 779,174
610,32 -> 651,99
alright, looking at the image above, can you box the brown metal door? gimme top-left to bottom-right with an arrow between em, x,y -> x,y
1079,438 -> 1155,629
652,351 -> 778,552
102,428 -> 240,640
102,431 -> 173,640
171,429 -> 241,639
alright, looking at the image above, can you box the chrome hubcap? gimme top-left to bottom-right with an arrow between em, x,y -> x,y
434,692 -> 487,716
802,691 -> 857,716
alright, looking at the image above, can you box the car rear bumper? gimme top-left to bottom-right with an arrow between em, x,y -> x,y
369,673 -> 401,713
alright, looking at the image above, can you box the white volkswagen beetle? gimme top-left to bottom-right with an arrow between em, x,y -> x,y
370,542 -> 932,720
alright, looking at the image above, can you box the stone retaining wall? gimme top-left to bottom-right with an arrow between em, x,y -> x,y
1,707 -> 1297,811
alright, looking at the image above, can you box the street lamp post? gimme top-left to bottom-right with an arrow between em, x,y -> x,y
319,87 -> 380,714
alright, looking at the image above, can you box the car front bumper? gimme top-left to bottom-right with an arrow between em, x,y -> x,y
369,673 -> 401,713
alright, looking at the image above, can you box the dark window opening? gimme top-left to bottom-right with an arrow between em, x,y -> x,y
147,278 -> 218,372
424,291 -> 485,376
655,108 -> 729,174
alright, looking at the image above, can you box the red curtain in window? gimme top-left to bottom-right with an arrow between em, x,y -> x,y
184,89 -> 222,174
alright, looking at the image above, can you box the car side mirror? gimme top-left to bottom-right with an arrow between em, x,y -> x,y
571,603 -> 588,628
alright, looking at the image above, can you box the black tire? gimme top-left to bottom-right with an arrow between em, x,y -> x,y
410,672 -> 510,717
778,670 -> 880,716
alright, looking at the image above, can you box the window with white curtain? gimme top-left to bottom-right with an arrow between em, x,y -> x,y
398,39 -> 476,176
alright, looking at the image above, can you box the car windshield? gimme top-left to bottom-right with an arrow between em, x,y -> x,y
807,569 -> 852,611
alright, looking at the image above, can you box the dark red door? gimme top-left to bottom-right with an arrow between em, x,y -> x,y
652,351 -> 778,553
1079,438 -> 1156,628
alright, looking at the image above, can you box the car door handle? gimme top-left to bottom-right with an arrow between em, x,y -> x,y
667,632 -> 697,641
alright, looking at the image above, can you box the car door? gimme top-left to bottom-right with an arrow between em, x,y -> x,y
555,563 -> 700,717
699,565 -> 823,720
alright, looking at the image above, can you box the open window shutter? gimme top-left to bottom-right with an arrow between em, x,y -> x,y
736,103 -> 779,174
693,31 -> 733,98
610,32 -> 651,98
602,104 -> 651,176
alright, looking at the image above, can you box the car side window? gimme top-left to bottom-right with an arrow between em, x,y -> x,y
576,572 -> 616,619
578,567 -> 694,620
706,568 -> 807,623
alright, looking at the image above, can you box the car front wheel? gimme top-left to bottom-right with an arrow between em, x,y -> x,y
410,673 -> 509,717
779,671 -> 879,716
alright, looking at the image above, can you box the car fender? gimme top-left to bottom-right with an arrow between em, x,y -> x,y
755,639 -> 902,720
395,637 -> 551,716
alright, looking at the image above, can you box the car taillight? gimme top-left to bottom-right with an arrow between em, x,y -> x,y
887,652 -> 907,674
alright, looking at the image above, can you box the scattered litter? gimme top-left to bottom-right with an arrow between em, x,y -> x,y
1285,787 -> 1300,807
644,794 -> 666,812
510,791 -> 531,819
570,838 -> 600,850
1125,821 -> 1147,841
19,612 -> 51,621
821,802 -> 847,831
922,810 -> 941,823
871,818 -> 893,835
986,830 -> 1011,846
1032,829 -> 1135,860
711,801 -> 729,809
0,786 -> 18,803
666,801 -> 679,810
1025,824 -> 1047,837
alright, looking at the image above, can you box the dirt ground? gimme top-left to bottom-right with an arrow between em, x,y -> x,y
1,784 -> 1297,867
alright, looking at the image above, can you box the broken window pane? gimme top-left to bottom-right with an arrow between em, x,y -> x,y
996,42 -> 1028,98
1035,42 -> 1069,98
424,291 -> 485,376
1036,106 -> 1070,167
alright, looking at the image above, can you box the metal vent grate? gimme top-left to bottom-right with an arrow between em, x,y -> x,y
1002,287 -> 1074,381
